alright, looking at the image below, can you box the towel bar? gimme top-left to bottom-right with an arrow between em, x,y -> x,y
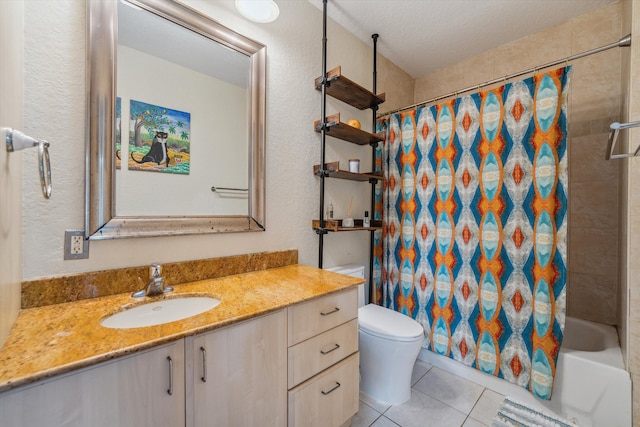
211,186 -> 248,192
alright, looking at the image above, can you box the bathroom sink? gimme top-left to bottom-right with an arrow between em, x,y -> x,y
101,296 -> 221,329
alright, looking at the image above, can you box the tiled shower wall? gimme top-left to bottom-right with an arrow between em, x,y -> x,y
413,2 -> 623,326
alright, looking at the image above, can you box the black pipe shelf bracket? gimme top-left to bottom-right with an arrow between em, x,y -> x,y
314,0 -> 384,291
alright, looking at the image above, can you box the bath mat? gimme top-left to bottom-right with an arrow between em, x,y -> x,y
492,398 -> 578,427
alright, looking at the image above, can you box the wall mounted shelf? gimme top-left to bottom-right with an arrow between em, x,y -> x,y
314,113 -> 384,146
313,162 -> 382,182
314,66 -> 386,110
314,1 -> 384,311
312,219 -> 382,232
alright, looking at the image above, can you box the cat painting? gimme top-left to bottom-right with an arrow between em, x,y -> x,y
131,131 -> 169,167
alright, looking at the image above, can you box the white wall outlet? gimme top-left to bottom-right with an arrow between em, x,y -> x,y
64,230 -> 89,260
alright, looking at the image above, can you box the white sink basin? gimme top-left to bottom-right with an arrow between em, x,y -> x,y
101,296 -> 221,329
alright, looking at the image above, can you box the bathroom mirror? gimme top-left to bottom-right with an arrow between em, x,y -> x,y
86,0 -> 266,239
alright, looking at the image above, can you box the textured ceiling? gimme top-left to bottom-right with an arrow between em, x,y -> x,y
308,0 -> 618,78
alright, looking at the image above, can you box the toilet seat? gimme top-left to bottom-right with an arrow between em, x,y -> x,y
358,304 -> 424,342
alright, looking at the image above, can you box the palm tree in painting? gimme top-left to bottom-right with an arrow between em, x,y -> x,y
129,101 -> 168,147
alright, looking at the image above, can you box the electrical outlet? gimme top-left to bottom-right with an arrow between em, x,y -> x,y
71,235 -> 84,254
64,230 -> 89,260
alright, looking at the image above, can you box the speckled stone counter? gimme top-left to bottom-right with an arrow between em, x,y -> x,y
0,264 -> 362,393
22,249 -> 299,308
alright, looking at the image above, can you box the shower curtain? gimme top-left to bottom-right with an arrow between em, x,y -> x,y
374,67 -> 570,399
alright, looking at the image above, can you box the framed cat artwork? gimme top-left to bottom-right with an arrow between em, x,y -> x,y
124,99 -> 191,175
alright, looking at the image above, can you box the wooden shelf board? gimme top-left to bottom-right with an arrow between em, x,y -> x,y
313,163 -> 382,182
314,113 -> 384,146
314,66 -> 385,110
312,219 -> 382,232
334,226 -> 382,232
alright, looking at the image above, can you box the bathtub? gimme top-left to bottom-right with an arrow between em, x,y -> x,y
418,316 -> 632,427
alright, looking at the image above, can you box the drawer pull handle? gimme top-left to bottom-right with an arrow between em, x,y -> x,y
167,356 -> 174,396
320,307 -> 340,316
200,346 -> 207,383
321,381 -> 341,395
320,343 -> 341,355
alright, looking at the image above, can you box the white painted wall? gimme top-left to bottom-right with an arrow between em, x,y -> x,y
0,0 -> 23,345
22,0 -> 403,279
116,45 -> 248,216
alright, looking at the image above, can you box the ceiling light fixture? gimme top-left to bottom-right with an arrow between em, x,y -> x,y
235,0 -> 279,23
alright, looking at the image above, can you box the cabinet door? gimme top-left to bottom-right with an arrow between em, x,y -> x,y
0,339 -> 185,427
187,310 -> 287,427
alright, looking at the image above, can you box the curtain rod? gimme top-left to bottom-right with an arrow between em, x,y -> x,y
378,33 -> 631,118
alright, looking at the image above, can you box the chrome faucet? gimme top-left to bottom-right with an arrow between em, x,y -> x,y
132,263 -> 174,298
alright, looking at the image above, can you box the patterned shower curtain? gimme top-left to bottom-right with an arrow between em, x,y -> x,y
374,67 -> 570,399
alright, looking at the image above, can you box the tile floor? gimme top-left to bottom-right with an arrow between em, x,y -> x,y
351,360 -> 505,427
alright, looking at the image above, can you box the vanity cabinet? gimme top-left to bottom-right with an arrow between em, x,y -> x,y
185,309 -> 287,427
0,285 -> 359,427
0,339 -> 185,427
287,287 -> 359,427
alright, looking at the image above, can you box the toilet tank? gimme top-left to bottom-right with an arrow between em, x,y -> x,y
325,264 -> 366,307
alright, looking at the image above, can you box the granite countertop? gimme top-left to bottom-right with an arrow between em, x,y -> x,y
0,264 -> 362,393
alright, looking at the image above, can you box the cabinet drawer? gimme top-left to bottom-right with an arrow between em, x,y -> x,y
288,288 -> 357,346
288,352 -> 359,427
288,319 -> 358,389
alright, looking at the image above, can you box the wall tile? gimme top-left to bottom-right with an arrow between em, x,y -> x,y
628,160 -> 640,214
628,269 -> 640,325
568,120 -> 591,138
628,215 -> 640,269
414,65 -> 464,103
378,54 -> 415,115
461,51 -> 494,87
570,50 -> 622,121
493,38 -> 532,78
568,227 -> 618,276
626,270 -> 640,374
527,23 -> 572,67
571,2 -> 622,53
567,272 -> 617,325
590,115 -> 622,135
632,373 -> 640,427
569,133 -> 619,183
569,180 -> 619,229
628,322 -> 640,375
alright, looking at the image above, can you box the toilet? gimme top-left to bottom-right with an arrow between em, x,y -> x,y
326,264 -> 424,405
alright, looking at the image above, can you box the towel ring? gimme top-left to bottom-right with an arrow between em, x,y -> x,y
38,141 -> 52,199
3,127 -> 52,199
